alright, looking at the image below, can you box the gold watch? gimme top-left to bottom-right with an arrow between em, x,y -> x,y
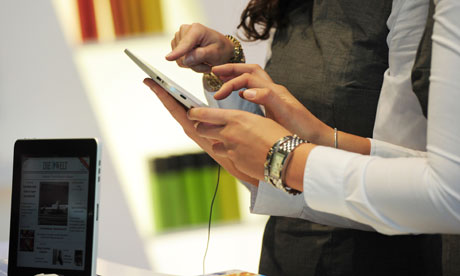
225,35 -> 246,64
204,35 -> 245,92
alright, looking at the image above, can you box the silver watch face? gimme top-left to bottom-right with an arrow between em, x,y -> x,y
269,151 -> 285,178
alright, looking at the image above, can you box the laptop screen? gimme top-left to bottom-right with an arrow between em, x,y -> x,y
16,157 -> 90,270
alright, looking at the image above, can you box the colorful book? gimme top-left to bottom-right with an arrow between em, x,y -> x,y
76,0 -> 98,41
140,0 -> 164,33
93,0 -> 115,40
199,154 -> 223,222
151,156 -> 189,231
109,0 -> 124,36
119,0 -> 132,35
181,154 -> 208,225
217,169 -> 240,222
126,0 -> 143,35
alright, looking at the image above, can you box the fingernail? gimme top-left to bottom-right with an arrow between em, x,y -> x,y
184,55 -> 194,65
243,89 -> 256,99
165,52 -> 173,59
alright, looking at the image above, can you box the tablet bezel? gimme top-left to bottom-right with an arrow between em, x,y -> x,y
8,138 -> 100,276
124,48 -> 208,109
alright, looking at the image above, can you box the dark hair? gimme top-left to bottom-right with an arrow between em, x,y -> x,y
238,0 -> 306,41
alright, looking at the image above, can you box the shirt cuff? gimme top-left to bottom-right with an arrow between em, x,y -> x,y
371,138 -> 426,158
252,178 -> 372,230
251,180 -> 305,217
303,146 -> 357,220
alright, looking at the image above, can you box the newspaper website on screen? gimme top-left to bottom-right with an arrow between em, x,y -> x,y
17,157 -> 90,270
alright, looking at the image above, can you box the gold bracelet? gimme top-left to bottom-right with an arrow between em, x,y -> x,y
203,35 -> 245,91
225,35 -> 245,63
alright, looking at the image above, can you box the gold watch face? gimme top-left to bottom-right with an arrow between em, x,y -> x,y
203,73 -> 223,92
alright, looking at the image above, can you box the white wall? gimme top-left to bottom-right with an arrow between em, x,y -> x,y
0,0 -> 271,273
0,0 -> 149,269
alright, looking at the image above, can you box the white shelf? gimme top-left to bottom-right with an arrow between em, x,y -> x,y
73,36 -> 269,273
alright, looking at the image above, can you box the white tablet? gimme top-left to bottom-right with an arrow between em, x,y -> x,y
8,139 -> 101,276
125,48 -> 208,109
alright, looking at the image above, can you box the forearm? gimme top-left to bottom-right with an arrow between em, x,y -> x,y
284,129 -> 370,191
313,125 -> 371,155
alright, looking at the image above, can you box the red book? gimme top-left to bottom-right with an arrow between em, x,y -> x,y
77,0 -> 98,41
109,0 -> 124,36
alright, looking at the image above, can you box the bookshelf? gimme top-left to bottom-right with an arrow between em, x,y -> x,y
50,0 -> 272,274
72,35 -> 269,273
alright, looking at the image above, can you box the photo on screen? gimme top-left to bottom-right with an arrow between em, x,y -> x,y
52,249 -> 64,265
38,182 -> 69,226
19,230 -> 35,252
74,250 -> 83,267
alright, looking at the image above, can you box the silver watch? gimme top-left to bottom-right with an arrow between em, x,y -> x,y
264,135 -> 306,195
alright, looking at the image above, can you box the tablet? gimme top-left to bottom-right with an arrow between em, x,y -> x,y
124,48 -> 208,109
8,139 -> 101,276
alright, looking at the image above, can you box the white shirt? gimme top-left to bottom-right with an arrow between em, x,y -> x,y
206,0 -> 460,234
304,0 -> 460,235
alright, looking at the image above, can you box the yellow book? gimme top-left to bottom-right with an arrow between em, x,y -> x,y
140,0 -> 164,34
217,169 -> 240,222
127,0 -> 142,35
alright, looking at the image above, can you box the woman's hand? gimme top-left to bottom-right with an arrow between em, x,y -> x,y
211,63 -> 334,146
188,107 -> 292,181
143,78 -> 259,185
165,23 -> 234,73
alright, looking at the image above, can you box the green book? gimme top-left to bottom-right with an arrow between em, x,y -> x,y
151,156 -> 189,231
199,153 -> 222,223
166,155 -> 189,228
150,158 -> 169,231
180,154 -> 208,225
217,168 -> 241,222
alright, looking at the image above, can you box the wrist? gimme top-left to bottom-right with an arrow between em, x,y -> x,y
302,120 -> 332,147
284,143 -> 315,192
221,35 -> 235,64
204,35 -> 245,91
264,135 -> 307,195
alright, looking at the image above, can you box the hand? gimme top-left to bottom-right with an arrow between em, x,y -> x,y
165,23 -> 234,73
188,107 -> 292,181
212,63 -> 334,146
143,78 -> 259,185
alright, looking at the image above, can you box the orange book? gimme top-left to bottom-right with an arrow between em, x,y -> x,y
76,0 -> 98,41
128,0 -> 143,35
119,0 -> 132,35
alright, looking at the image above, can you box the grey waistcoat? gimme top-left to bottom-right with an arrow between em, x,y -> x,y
258,1 -> 442,275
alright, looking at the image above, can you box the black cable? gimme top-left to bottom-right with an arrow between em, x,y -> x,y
203,165 -> 221,275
